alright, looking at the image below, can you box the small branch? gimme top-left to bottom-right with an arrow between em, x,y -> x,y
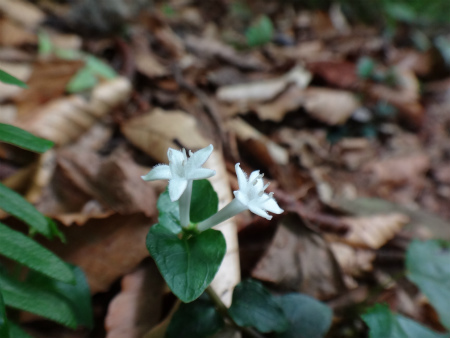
205,286 -> 265,338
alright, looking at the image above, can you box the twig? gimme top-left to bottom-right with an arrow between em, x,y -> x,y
274,188 -> 350,235
205,286 -> 265,338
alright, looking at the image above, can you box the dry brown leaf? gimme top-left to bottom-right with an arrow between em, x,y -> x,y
333,197 -> 450,241
227,118 -> 289,166
253,86 -> 306,122
48,213 -> 154,294
46,147 -> 157,218
53,210 -> 115,227
307,61 -> 358,89
389,48 -> 436,77
122,108 -> 240,305
273,40 -> 330,63
0,18 -> 37,46
105,259 -> 165,338
0,0 -> 45,29
15,77 -> 132,145
14,59 -> 83,115
133,32 -> 169,78
252,213 -> 346,299
121,108 -> 209,162
301,87 -> 360,125
135,51 -> 169,78
25,150 -> 56,204
231,85 -> 359,124
366,153 -> 430,186
327,213 -> 409,249
185,35 -> 266,71
329,242 -> 375,276
217,65 -> 311,104
367,69 -> 423,127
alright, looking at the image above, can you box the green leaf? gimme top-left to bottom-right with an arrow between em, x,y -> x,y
65,53 -> 116,93
0,222 -> 75,283
357,57 -> 375,79
0,183 -> 54,238
66,67 -> 98,93
362,303 -> 448,338
0,290 -> 9,338
0,70 -> 27,88
385,3 -> 417,23
8,322 -> 32,338
0,271 -> 77,329
407,240 -> 450,330
38,31 -> 53,57
167,294 -> 224,338
86,55 -> 116,79
228,279 -> 289,333
190,180 -> 219,223
275,293 -> 332,338
26,265 -> 92,328
157,189 -> 182,234
0,124 -> 53,153
245,15 -> 274,47
146,223 -> 226,303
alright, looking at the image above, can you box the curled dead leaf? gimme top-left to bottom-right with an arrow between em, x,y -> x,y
217,65 -> 311,104
185,35 -> 266,71
227,118 -> 289,166
15,77 -> 132,145
301,87 -> 360,125
326,213 -> 409,250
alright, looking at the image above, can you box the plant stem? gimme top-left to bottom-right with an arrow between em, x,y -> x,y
205,286 -> 265,338
197,198 -> 247,231
179,180 -> 193,228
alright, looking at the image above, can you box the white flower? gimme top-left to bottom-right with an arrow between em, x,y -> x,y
141,144 -> 215,202
197,163 -> 283,231
233,163 -> 283,220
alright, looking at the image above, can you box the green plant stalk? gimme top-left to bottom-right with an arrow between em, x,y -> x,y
205,286 -> 265,338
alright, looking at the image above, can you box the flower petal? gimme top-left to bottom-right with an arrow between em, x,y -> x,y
263,197 -> 284,214
234,190 -> 249,207
167,148 -> 186,166
248,203 -> 272,220
141,165 -> 171,181
248,170 -> 261,184
188,144 -> 214,167
235,163 -> 247,190
187,168 -> 216,180
168,177 -> 188,201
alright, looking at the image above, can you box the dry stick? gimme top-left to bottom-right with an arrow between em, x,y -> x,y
274,188 -> 350,235
205,286 -> 265,338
